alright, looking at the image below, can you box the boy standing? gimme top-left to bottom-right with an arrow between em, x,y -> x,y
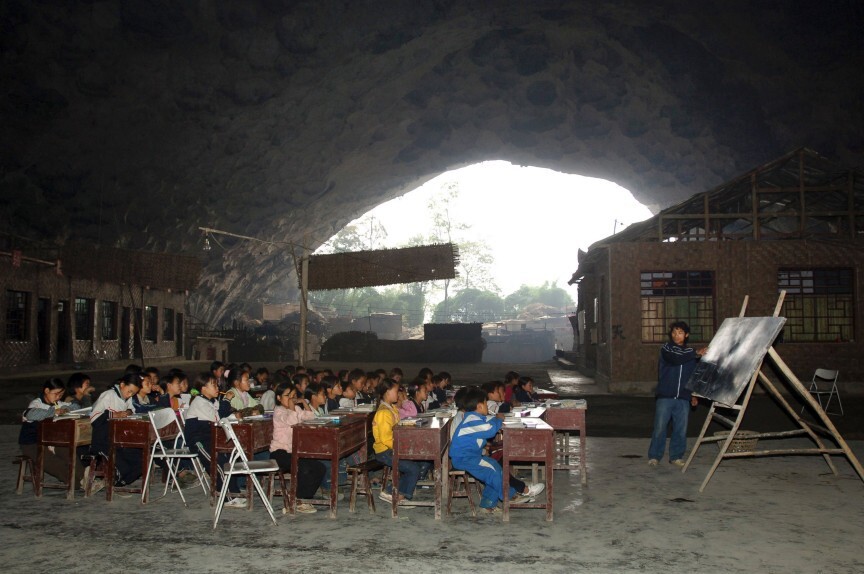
450,387 -> 544,512
648,321 -> 707,467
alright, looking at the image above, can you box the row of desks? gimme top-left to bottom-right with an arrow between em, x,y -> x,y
32,403 -> 587,521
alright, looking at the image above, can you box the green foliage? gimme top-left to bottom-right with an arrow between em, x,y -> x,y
503,281 -> 574,314
432,287 -> 504,323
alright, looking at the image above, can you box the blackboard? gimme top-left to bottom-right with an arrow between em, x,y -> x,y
685,316 -> 787,406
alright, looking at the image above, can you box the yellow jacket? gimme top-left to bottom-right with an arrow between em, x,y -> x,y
372,402 -> 399,453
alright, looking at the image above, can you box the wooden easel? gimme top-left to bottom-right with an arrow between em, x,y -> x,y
682,291 -> 864,491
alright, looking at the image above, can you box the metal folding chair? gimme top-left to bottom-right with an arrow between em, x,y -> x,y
142,408 -> 208,506
213,418 -> 279,528
803,368 -> 843,416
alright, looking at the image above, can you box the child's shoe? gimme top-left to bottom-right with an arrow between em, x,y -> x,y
225,496 -> 247,508
378,491 -> 393,503
648,459 -> 659,467
525,482 -> 545,497
295,502 -> 317,514
511,493 -> 534,504
670,459 -> 686,468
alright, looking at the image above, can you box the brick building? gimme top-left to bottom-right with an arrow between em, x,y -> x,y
569,149 -> 864,392
1,244 -> 199,370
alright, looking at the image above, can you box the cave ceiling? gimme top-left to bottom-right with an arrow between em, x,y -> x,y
2,0 -> 862,324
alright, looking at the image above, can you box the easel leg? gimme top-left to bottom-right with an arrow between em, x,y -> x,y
682,399 -> 715,472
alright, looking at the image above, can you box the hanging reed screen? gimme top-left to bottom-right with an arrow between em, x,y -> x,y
306,243 -> 459,291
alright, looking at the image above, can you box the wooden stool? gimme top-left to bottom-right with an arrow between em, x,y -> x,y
446,469 -> 476,517
347,459 -> 390,513
14,455 -> 35,495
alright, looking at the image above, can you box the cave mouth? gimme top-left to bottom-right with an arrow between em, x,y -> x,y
308,160 -> 652,320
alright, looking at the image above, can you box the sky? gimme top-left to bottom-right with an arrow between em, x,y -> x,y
318,161 -> 653,306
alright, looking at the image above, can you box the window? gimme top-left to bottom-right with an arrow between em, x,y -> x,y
779,268 -> 853,342
163,308 -> 175,341
6,290 -> 29,341
74,297 -> 94,340
144,306 -> 158,342
641,271 -> 715,343
101,301 -> 118,340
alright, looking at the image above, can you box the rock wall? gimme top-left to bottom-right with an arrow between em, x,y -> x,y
2,0 -> 862,324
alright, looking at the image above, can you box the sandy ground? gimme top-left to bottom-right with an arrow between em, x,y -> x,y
3,361 -> 863,573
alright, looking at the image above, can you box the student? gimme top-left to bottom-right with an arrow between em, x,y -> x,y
293,373 -> 311,397
269,382 -> 324,514
304,383 -> 328,416
65,372 -> 94,409
450,387 -> 544,513
513,376 -> 540,404
90,373 -> 142,487
482,381 -> 508,415
431,372 -> 451,406
225,369 -> 263,416
131,374 -> 159,413
503,370 -> 521,405
19,378 -> 94,491
373,379 -> 431,506
184,373 -> 237,502
339,383 -> 357,409
322,376 -> 341,412
253,368 -> 270,389
143,367 -> 161,402
423,377 -> 440,411
389,367 -> 403,383
648,321 -> 707,467
209,361 -> 226,391
347,369 -> 369,404
156,374 -> 183,410
398,382 -> 427,419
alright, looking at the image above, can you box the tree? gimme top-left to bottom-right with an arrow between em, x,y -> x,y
503,281 -> 574,316
432,288 -> 505,323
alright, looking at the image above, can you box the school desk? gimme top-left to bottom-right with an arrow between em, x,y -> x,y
391,416 -> 452,519
106,415 -> 179,502
290,416 -> 367,518
542,402 -> 588,485
502,418 -> 554,522
36,417 -> 91,500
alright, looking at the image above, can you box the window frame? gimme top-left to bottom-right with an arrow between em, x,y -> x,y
144,305 -> 158,342
779,268 -> 854,343
5,290 -> 30,341
74,297 -> 94,341
101,300 -> 118,341
162,307 -> 175,341
640,270 -> 716,343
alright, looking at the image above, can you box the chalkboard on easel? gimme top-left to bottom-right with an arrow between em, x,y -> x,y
685,316 -> 786,406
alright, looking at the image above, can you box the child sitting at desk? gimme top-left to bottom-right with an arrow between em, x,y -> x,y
322,376 -> 341,412
482,380 -> 509,415
503,370 -> 520,406
65,372 -> 94,409
269,382 -> 324,514
513,376 -> 540,404
338,383 -> 357,409
373,379 -> 431,506
131,373 -> 159,413
90,373 -> 142,487
225,370 -> 264,417
19,378 -> 90,490
450,386 -> 544,513
155,374 -> 182,410
398,382 -> 427,419
184,373 -> 238,499
304,383 -> 328,416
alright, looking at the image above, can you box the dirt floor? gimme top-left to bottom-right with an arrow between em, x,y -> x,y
2,361 -> 863,573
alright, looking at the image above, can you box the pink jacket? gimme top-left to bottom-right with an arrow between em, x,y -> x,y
398,400 -> 418,419
270,405 -> 315,453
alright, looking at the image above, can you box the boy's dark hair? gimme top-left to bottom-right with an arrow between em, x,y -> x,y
227,369 -> 244,387
159,374 -> 179,393
67,372 -> 90,390
431,374 -> 444,386
120,372 -> 143,389
453,386 -> 470,411
418,367 -> 433,380
43,378 -> 66,392
209,361 -> 224,373
437,371 -> 451,382
504,370 -> 520,384
389,367 -> 403,378
482,380 -> 503,395
143,367 -> 160,377
517,375 -> 534,388
348,368 -> 366,383
256,367 -> 270,377
124,364 -> 143,376
461,387 -> 487,412
375,378 -> 399,401
320,375 -> 338,389
668,321 -> 691,339
292,373 -> 310,386
304,382 -> 322,402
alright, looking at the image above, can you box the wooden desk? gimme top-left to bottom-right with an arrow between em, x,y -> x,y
391,417 -> 452,519
502,419 -> 554,522
36,418 -> 91,500
106,415 -> 179,502
543,403 -> 588,485
210,417 -> 273,509
290,417 -> 367,518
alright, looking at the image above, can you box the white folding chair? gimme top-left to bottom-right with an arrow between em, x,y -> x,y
213,418 -> 279,528
142,408 -> 209,507
176,408 -> 212,493
803,368 -> 843,416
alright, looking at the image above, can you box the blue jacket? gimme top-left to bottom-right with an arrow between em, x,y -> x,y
656,342 -> 700,400
450,411 -> 502,463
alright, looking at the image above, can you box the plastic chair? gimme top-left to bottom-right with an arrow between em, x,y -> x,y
142,409 -> 208,506
213,418 -> 279,528
803,369 -> 843,416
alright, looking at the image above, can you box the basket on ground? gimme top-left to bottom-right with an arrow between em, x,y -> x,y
714,430 -> 759,453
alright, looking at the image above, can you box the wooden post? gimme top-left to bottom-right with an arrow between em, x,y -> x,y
298,247 -> 309,365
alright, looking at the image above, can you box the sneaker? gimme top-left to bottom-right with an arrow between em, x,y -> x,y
511,493 -> 535,504
648,459 -> 659,467
319,488 -> 344,501
397,498 -> 416,507
379,491 -> 393,504
90,479 -> 105,495
225,496 -> 247,509
525,482 -> 545,497
670,459 -> 686,468
295,502 -> 317,514
482,506 -> 502,514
